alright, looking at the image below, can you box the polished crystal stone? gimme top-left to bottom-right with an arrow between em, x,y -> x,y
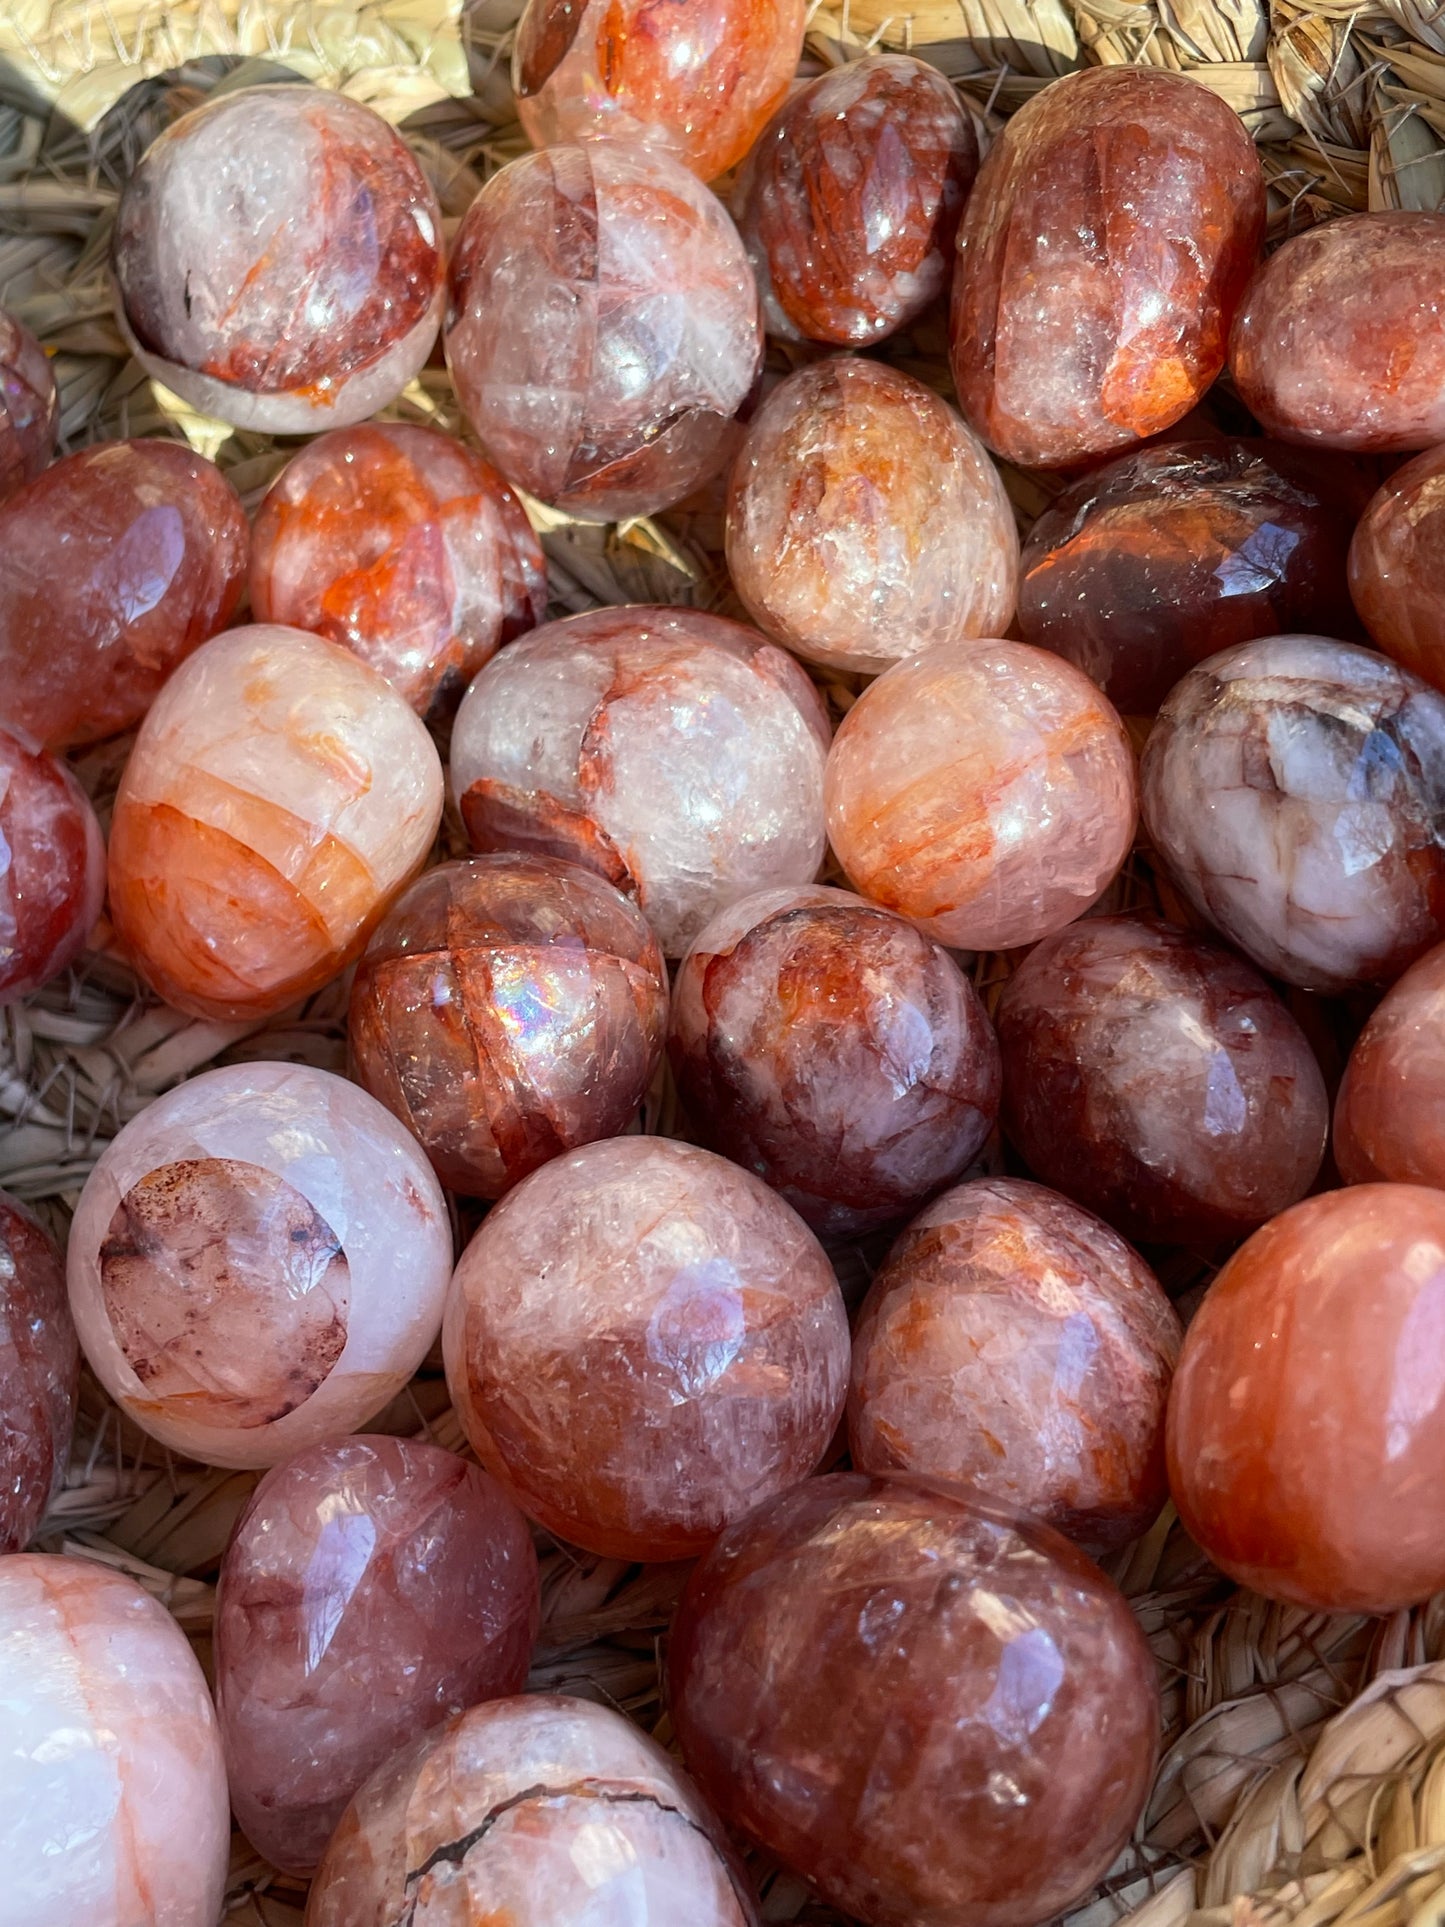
950,66 -> 1264,468
451,605 -> 829,957
1141,634 -> 1445,992
0,1553 -> 229,1927
445,144 -> 762,520
825,639 -> 1137,951
0,1193 -> 78,1552
0,439 -> 248,749
67,1062 -> 452,1470
1349,442 -> 1445,691
1168,1183 -> 1445,1611
112,85 -> 444,433
216,1435 -> 540,1874
0,725 -> 105,1004
669,1472 -> 1159,1927
726,357 -> 1017,675
350,853 -> 669,1198
1334,940 -> 1445,1186
848,1179 -> 1180,1550
108,624 -> 443,1021
735,54 -> 979,345
669,884 -> 1001,1235
0,308 -> 57,502
443,1136 -> 849,1560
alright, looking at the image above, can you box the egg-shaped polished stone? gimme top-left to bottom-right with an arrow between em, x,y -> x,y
0,724 -> 105,1005
1334,940 -> 1445,1186
1349,441 -> 1445,692
0,308 -> 57,503
0,1192 -> 79,1553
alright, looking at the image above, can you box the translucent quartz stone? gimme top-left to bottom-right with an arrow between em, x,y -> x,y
350,853 -> 669,1198
445,144 -> 762,521
112,85 -> 444,434
513,0 -> 803,181
1231,213 -> 1445,452
1168,1183 -> 1445,1611
216,1435 -> 540,1874
824,639 -> 1137,952
734,54 -> 979,345
1019,439 -> 1370,714
0,725 -> 105,1004
0,1553 -> 229,1927
1349,443 -> 1445,691
108,624 -> 444,1021
996,915 -> 1328,1245
0,439 -> 248,749
669,884 -> 1001,1236
669,1473 -> 1159,1927
0,307 -> 57,502
848,1179 -> 1180,1551
451,606 -> 829,957
0,1192 -> 79,1552
443,1136 -> 849,1560
950,66 -> 1264,468
306,1695 -> 758,1926
67,1061 -> 452,1470
250,423 -> 547,717
726,358 -> 1018,676
1141,634 -> 1445,992
1334,941 -> 1445,1186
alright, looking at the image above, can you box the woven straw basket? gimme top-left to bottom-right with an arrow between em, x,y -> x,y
1,3 -> 1442,1924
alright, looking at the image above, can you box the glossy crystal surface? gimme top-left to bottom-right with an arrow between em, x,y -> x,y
1334,940 -> 1445,1186
0,307 -> 57,502
1349,442 -> 1445,691
0,725 -> 105,1004
0,1193 -> 78,1552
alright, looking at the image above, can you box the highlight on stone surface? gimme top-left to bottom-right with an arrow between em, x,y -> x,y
350,853 -> 669,1199
848,1179 -> 1180,1551
0,307 -> 57,503
0,438 -> 248,750
216,1434 -> 540,1875
451,604 -> 829,957
1334,939 -> 1445,1187
1349,441 -> 1445,692
112,85 -> 444,433
669,884 -> 1001,1236
824,639 -> 1137,952
108,624 -> 444,1021
67,1062 -> 452,1470
950,65 -> 1265,468
443,1135 -> 850,1561
726,357 -> 1017,675
445,143 -> 762,521
0,724 -> 105,1005
669,1472 -> 1160,1927
0,1192 -> 78,1553
1167,1183 -> 1445,1612
1141,634 -> 1445,993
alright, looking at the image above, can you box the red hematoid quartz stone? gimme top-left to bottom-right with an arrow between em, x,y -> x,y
0,1192 -> 78,1552
445,143 -> 763,521
1334,940 -> 1445,1187
734,54 -> 979,346
0,307 -> 57,503
215,1434 -> 540,1875
997,915 -> 1328,1245
0,439 -> 248,750
0,725 -> 105,1004
306,1695 -> 759,1926
350,853 -> 669,1199
669,884 -> 1001,1236
1349,443 -> 1445,692
669,1472 -> 1159,1927
825,639 -> 1137,951
250,423 -> 546,718
848,1179 -> 1180,1552
1168,1183 -> 1445,1612
443,1135 -> 850,1561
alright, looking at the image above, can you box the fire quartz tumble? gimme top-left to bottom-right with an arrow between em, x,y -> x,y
66,1061 -> 453,1470
949,66 -> 1265,469
1167,1183 -> 1445,1612
305,1694 -> 759,1926
0,439 -> 248,750
668,1472 -> 1159,1927
0,307 -> 56,502
443,1135 -> 850,1561
445,143 -> 763,521
726,357 -> 1018,676
0,725 -> 105,1004
0,1192 -> 79,1552
1349,443 -> 1445,691
996,915 -> 1328,1245
848,1179 -> 1181,1552
215,1435 -> 540,1875
112,85 -> 444,434
824,639 -> 1137,952
349,853 -> 669,1199
669,884 -> 1001,1236
0,1553 -> 230,1927
249,423 -> 547,717
1141,634 -> 1445,993
1334,941 -> 1445,1186
734,54 -> 979,346
451,605 -> 829,957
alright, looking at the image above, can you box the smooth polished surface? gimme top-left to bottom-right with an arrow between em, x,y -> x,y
1335,940 -> 1445,1186
1349,442 -> 1445,691
0,725 -> 105,1004
0,308 -> 56,503
0,1193 -> 78,1552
